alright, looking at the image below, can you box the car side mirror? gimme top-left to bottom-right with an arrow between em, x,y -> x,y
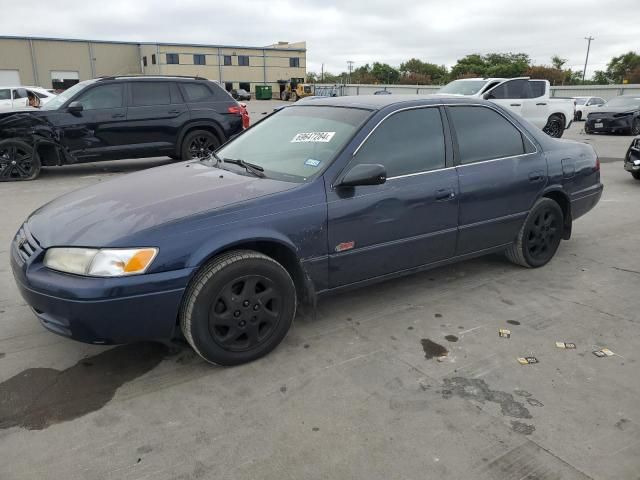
68,101 -> 84,114
483,92 -> 491,100
337,164 -> 386,188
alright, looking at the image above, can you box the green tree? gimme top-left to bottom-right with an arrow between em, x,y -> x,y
592,70 -> 610,84
450,53 -> 530,79
450,54 -> 486,78
605,51 -> 640,83
399,58 -> 449,84
551,55 -> 567,70
370,62 -> 401,84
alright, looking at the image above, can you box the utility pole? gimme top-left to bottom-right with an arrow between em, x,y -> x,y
582,36 -> 594,83
321,63 -> 324,83
347,60 -> 354,84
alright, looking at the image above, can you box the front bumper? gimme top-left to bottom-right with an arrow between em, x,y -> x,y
10,229 -> 194,344
585,116 -> 632,133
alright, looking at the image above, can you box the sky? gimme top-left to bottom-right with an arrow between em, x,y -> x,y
0,0 -> 636,79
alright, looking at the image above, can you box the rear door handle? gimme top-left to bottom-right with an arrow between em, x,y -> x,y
112,113 -> 125,118
536,102 -> 547,106
168,109 -> 181,114
435,188 -> 455,201
528,171 -> 544,183
510,103 -> 522,107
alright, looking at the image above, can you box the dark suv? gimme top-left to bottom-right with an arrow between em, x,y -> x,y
0,76 -> 248,181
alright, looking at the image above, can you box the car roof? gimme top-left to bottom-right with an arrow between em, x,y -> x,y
291,94 -> 494,110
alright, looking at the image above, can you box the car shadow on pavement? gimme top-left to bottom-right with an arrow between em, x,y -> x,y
40,157 -> 175,179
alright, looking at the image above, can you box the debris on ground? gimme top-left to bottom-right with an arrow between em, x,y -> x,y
556,342 -> 577,349
517,357 -> 539,365
498,328 -> 511,338
593,348 -> 615,357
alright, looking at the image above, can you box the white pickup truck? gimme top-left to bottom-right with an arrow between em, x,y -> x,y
438,77 -> 574,138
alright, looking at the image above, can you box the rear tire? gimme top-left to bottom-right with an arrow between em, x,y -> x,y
575,111 -> 582,121
505,198 -> 564,268
0,139 -> 41,181
291,92 -> 298,102
543,115 -> 565,138
632,171 -> 640,180
180,250 -> 297,366
631,118 -> 640,136
181,130 -> 220,160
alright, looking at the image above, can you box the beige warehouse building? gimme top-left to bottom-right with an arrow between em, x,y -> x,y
0,36 -> 306,97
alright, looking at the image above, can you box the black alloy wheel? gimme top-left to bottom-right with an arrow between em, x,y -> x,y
505,198 -> 564,268
181,130 -> 220,160
209,275 -> 283,352
523,206 -> 561,264
543,115 -> 564,138
631,118 -> 640,136
180,250 -> 297,366
0,140 -> 41,181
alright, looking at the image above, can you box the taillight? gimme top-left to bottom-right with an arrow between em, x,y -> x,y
228,105 -> 250,129
596,157 -> 600,171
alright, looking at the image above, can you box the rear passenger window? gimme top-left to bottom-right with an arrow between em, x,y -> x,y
530,81 -> 545,98
180,83 -> 215,102
132,82 -> 171,106
352,107 -> 446,178
449,106 -> 526,164
488,79 -> 530,99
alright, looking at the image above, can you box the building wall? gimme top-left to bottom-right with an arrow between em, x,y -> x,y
0,37 -> 306,95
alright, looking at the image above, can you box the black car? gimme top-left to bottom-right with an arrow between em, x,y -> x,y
11,95 -> 603,366
231,88 -> 251,101
0,76 -> 248,181
585,95 -> 640,135
624,137 -> 640,180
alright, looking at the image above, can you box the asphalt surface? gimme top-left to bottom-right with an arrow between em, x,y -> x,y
0,104 -> 639,479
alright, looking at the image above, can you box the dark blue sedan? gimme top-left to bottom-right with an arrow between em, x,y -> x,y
11,95 -> 603,365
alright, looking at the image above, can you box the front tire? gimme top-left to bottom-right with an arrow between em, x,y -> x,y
180,250 -> 297,366
505,198 -> 564,268
632,171 -> 640,180
181,130 -> 220,160
0,139 -> 41,181
543,115 -> 565,138
630,118 -> 640,136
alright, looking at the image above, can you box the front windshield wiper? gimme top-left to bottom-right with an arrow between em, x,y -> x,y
222,158 -> 266,178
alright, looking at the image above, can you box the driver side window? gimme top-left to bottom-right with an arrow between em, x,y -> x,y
75,84 -> 124,110
351,107 -> 446,178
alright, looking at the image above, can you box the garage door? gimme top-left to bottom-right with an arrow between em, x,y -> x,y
0,70 -> 21,86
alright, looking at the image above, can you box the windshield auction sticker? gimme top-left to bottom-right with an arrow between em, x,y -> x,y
291,132 -> 336,143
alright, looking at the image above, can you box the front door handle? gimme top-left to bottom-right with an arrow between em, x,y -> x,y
112,113 -> 125,118
168,109 -> 180,114
510,103 -> 522,107
536,102 -> 547,106
435,188 -> 455,201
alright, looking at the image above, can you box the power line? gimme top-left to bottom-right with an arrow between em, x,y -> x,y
582,36 -> 595,82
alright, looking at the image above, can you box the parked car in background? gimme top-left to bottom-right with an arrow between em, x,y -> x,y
585,95 -> 640,135
231,88 -> 251,101
0,86 -> 56,109
11,95 -> 602,365
574,96 -> 605,121
437,77 -> 574,138
0,75 -> 248,181
624,137 -> 640,180
373,89 -> 392,95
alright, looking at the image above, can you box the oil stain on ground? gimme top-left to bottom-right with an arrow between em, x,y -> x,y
0,342 -> 168,430
442,377 -> 533,420
444,335 -> 459,343
420,339 -> 448,359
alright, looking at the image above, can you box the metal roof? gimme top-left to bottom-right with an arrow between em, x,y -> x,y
0,35 -> 306,52
295,94 -> 492,110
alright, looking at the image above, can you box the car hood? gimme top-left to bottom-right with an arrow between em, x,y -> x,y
587,107 -> 639,116
27,161 -> 298,247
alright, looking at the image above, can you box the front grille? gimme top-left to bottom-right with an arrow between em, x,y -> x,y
14,225 -> 39,263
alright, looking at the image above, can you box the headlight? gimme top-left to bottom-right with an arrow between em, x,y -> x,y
43,247 -> 158,277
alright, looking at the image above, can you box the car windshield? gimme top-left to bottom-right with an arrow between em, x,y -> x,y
575,98 -> 587,105
604,96 -> 640,108
439,80 -> 489,95
41,81 -> 93,110
212,106 -> 371,182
